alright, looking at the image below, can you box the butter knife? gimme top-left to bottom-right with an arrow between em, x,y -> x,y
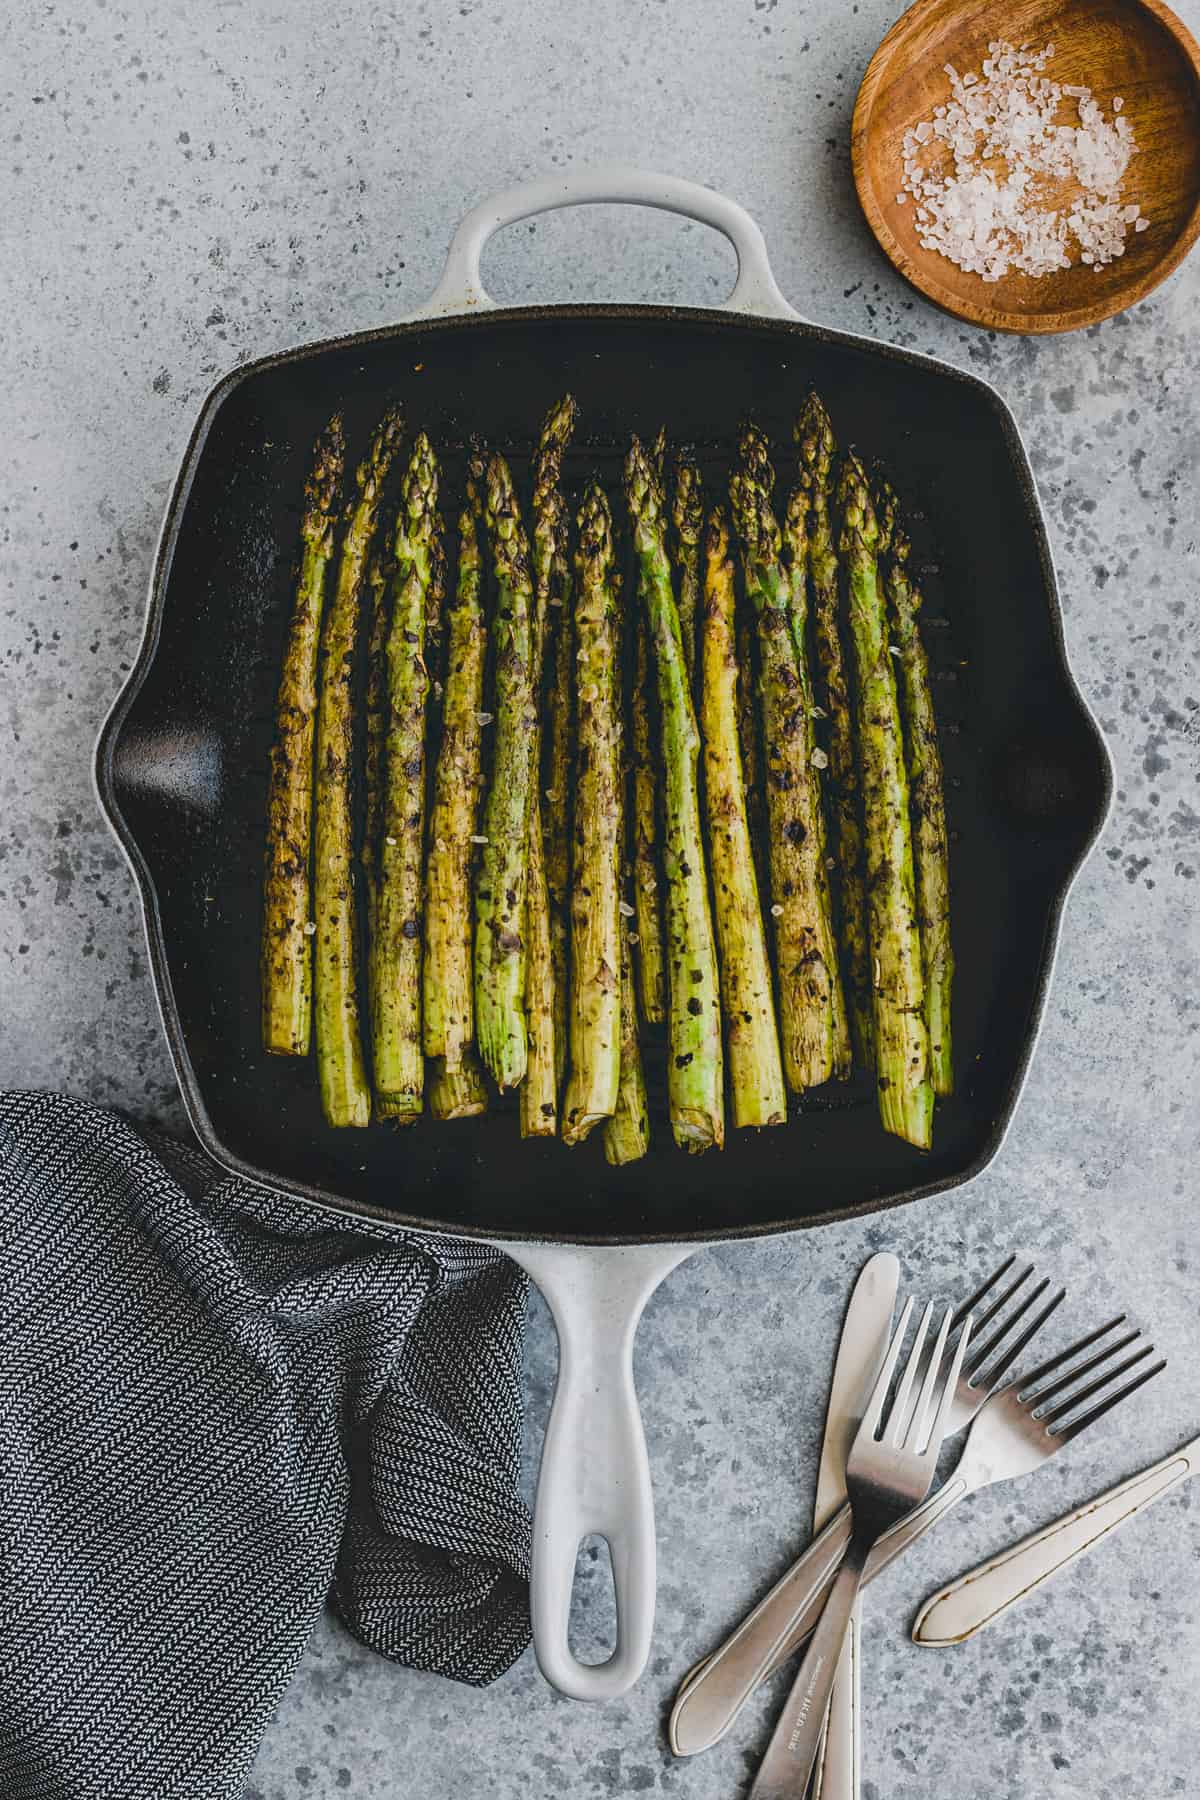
912,1431 -> 1200,1648
670,1252 -> 899,1760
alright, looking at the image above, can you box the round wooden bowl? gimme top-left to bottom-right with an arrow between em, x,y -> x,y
852,0 -> 1200,332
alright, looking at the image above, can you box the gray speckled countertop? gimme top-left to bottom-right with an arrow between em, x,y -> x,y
4,1 -> 1199,1795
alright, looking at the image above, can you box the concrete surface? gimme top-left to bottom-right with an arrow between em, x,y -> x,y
2,1 -> 1198,1795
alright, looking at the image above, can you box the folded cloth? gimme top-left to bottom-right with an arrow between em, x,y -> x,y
0,1091 -> 532,1800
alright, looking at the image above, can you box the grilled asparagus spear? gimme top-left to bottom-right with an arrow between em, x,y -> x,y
731,427 -> 842,1095
627,437 -> 724,1153
878,483 -> 953,1097
781,479 -> 852,1081
672,449 -> 704,685
630,613 -> 667,1025
429,1050 -> 489,1121
603,925 -> 651,1164
701,506 -> 787,1129
262,416 -> 345,1057
561,481 -> 622,1143
424,502 -> 487,1071
543,530 -> 574,1091
370,433 -> 439,1119
361,553 -> 390,937
837,452 -> 932,1148
522,396 -> 578,1138
796,392 -> 873,1069
313,405 -> 403,1127
474,452 -> 538,1090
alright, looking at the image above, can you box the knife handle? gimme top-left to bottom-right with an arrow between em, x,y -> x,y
912,1449 -> 1195,1648
668,1503 -> 854,1756
811,1606 -> 859,1800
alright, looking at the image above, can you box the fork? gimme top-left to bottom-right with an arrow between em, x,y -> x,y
670,1253 -> 1060,1757
671,1306 -> 1164,1759
749,1297 -> 972,1799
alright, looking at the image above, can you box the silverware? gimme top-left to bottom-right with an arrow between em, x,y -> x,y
810,1255 -> 900,1799
749,1298 -> 972,1800
670,1254 -> 1055,1758
912,1425 -> 1189,1648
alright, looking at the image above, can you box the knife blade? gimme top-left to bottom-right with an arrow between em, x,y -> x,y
810,1253 -> 900,1800
912,1431 -> 1200,1648
669,1251 -> 899,1759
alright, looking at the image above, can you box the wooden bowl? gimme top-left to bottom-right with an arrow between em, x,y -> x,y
852,0 -> 1200,332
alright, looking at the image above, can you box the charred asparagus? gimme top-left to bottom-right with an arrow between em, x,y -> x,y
837,452 -> 933,1147
700,506 -> 786,1129
627,436 -> 724,1153
262,415 -> 344,1057
561,481 -> 622,1144
313,405 -> 403,1127
474,452 -> 537,1090
796,392 -> 873,1069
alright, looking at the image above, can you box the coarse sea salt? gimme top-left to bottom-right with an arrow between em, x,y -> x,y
899,42 -> 1145,280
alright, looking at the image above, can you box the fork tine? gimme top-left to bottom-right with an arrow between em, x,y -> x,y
1053,1357 -> 1166,1443
957,1258 -> 1034,1343
865,1296 -> 915,1436
1039,1345 -> 1157,1430
903,1259 -> 1036,1440
977,1285 -> 1066,1388
887,1302 -> 933,1446
905,1304 -> 953,1451
948,1253 -> 1026,1334
964,1275 -> 1052,1379
1021,1327 -> 1143,1410
1015,1314 -> 1127,1393
923,1310 -> 973,1454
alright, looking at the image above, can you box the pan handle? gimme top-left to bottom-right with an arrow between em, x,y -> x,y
405,165 -> 801,323
502,1239 -> 703,1700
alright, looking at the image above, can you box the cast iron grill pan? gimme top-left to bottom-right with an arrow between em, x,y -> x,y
100,306 -> 1110,1243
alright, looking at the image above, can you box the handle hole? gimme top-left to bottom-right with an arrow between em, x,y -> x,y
478,206 -> 738,309
567,1535 -> 618,1668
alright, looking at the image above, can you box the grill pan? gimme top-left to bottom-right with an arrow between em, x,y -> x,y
95,167 -> 1111,1700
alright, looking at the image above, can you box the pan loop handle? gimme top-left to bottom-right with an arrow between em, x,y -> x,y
406,165 -> 801,323
502,1240 -> 700,1701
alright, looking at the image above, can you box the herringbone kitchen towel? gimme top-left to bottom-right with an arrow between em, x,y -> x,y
0,1091 -> 532,1800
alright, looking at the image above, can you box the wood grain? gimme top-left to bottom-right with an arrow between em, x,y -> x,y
852,0 -> 1200,332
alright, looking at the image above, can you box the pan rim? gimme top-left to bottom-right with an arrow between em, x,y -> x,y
93,300 -> 1114,1248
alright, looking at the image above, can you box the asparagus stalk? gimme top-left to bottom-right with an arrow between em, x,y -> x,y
781,479 -> 852,1081
423,503 -> 487,1070
672,449 -> 704,685
313,405 -> 403,1127
603,926 -> 651,1164
522,396 -> 578,1138
796,392 -> 873,1069
736,608 -> 767,894
474,452 -> 538,1090
429,1050 -> 489,1121
877,482 -> 954,1097
731,427 -> 841,1095
361,553 -> 390,936
630,613 -> 667,1025
262,415 -> 345,1057
543,532 -> 574,1091
627,437 -> 724,1153
837,452 -> 933,1148
700,506 -> 787,1129
561,481 -> 622,1144
370,433 -> 439,1119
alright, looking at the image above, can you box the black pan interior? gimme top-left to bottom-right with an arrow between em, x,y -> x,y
98,306 -> 1111,1243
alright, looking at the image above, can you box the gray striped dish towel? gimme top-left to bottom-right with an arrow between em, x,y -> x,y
0,1092 -> 532,1799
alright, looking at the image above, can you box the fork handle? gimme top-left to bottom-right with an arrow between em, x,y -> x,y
669,1504 -> 855,1756
669,1477 -> 974,1757
749,1542 -> 869,1800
